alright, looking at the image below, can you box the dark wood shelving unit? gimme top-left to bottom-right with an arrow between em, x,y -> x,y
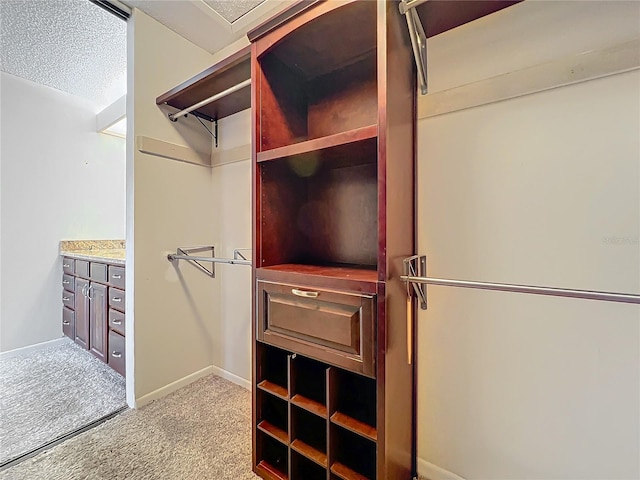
249,1 -> 522,479
156,45 -> 251,122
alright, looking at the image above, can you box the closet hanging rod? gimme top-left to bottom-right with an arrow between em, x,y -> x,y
167,246 -> 251,278
167,78 -> 252,122
399,0 -> 429,15
401,274 -> 640,305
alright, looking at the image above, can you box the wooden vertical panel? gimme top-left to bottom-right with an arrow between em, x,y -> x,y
252,40 -> 260,474
74,278 -> 90,350
377,0 -> 416,478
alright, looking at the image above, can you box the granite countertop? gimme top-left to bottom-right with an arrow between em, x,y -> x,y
60,240 -> 126,265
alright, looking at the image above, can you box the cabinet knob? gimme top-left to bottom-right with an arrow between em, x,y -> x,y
63,280 -> 70,285
112,319 -> 122,325
63,296 -> 70,301
112,297 -> 122,303
63,320 -> 70,325
63,264 -> 70,268
291,288 -> 319,298
112,351 -> 122,358
112,274 -> 122,279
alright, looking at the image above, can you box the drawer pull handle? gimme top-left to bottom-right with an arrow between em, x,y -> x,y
112,351 -> 122,358
63,280 -> 70,285
63,264 -> 70,268
112,297 -> 122,303
112,274 -> 122,279
63,296 -> 70,301
63,320 -> 70,325
291,289 -> 319,298
112,319 -> 122,325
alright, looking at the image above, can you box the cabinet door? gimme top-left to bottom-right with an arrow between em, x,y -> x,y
89,283 -> 108,362
75,278 -> 90,350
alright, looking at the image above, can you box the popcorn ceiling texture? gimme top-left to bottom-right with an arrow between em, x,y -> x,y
203,0 -> 266,23
0,0 -> 126,109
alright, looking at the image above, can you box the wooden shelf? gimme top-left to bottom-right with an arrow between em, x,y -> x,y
156,45 -> 250,122
259,264 -> 377,285
258,420 -> 289,446
291,394 -> 327,418
330,462 -> 371,480
257,125 -> 377,164
291,439 -> 328,468
416,1 -> 521,38
257,380 -> 288,400
256,460 -> 288,480
331,412 -> 377,443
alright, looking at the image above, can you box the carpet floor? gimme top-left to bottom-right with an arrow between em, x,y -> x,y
0,374 -> 258,480
0,338 -> 126,465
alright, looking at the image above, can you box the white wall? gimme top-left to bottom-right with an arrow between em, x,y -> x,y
211,109 -> 252,385
417,2 -> 640,478
127,9 -> 219,405
0,72 -> 125,352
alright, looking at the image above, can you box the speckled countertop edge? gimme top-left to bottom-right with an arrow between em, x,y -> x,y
60,240 -> 126,265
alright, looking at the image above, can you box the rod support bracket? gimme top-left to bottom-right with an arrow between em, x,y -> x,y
168,246 -> 215,278
403,255 -> 428,309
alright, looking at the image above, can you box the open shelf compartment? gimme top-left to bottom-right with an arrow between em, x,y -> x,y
257,1 -> 377,152
291,405 -> 328,468
257,389 -> 289,445
290,355 -> 328,418
256,430 -> 289,480
330,425 -> 376,480
329,369 -> 377,442
291,450 -> 327,480
256,344 -> 290,399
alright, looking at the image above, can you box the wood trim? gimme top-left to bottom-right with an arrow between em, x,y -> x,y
247,0 -> 321,42
136,136 -> 211,167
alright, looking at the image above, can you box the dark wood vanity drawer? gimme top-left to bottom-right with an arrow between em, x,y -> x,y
108,266 -> 125,289
109,309 -> 125,336
62,307 -> 75,339
108,330 -> 125,377
90,262 -> 108,282
109,288 -> 125,312
62,274 -> 75,292
257,280 -> 375,377
62,291 -> 75,309
62,257 -> 75,274
75,260 -> 89,278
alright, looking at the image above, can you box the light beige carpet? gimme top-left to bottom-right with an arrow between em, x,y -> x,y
0,375 -> 258,480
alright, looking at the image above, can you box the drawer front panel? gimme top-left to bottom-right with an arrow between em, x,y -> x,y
108,330 -> 126,377
62,291 -> 75,309
109,288 -> 125,312
109,309 -> 125,336
257,281 -> 375,377
62,274 -> 75,293
62,258 -> 75,275
90,262 -> 108,283
108,266 -> 125,289
62,307 -> 75,339
76,260 -> 89,278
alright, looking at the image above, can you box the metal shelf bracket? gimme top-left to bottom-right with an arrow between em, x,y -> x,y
403,255 -> 428,309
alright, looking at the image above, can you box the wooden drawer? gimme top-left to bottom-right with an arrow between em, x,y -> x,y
108,330 -> 126,377
257,280 -> 375,377
109,309 -> 125,336
62,290 -> 75,310
62,257 -> 75,274
109,288 -> 125,312
90,262 -> 108,283
108,266 -> 125,289
62,307 -> 75,339
75,260 -> 89,278
62,274 -> 75,292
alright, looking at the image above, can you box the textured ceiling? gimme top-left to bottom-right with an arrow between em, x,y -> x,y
0,0 -> 127,109
203,0 -> 266,23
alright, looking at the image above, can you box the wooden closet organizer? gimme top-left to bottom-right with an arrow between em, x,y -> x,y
248,2 -> 415,479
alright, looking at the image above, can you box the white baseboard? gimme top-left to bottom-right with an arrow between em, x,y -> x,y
135,365 -> 214,408
0,336 -> 69,360
417,458 -> 466,480
211,365 -> 251,390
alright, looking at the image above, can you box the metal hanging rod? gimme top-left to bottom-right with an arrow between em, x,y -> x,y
400,0 -> 428,94
167,246 -> 251,278
402,256 -> 640,306
167,78 -> 252,122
